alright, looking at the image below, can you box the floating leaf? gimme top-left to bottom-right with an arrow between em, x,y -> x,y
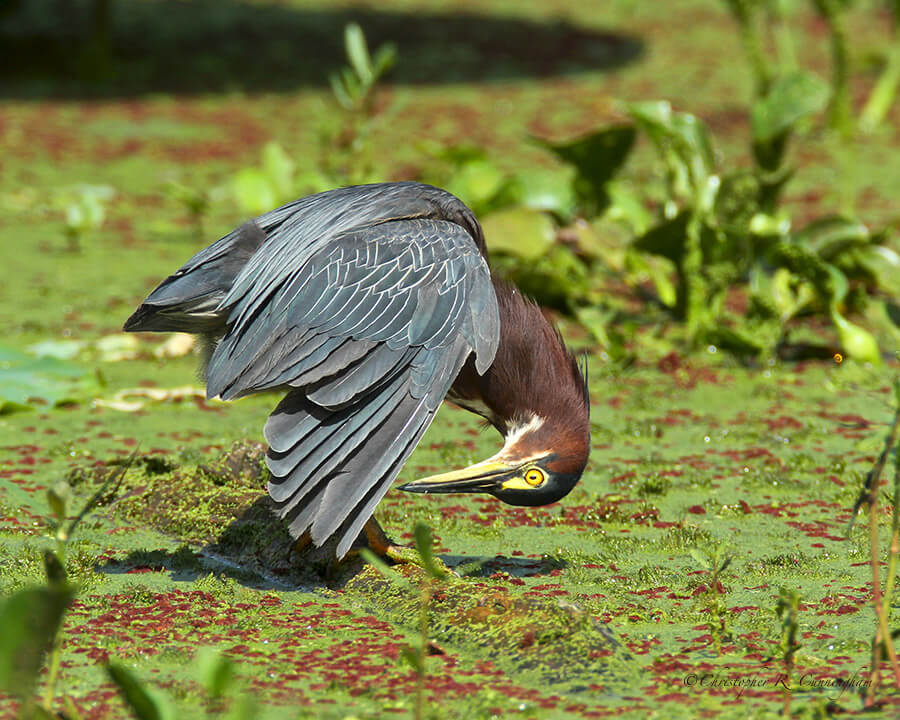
0,345 -> 100,413
96,334 -> 140,362
25,339 -> 85,360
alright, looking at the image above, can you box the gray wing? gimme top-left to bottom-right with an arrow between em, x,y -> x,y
123,182 -> 487,335
208,218 -> 498,558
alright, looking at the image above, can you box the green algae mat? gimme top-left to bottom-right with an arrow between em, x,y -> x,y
3,352 -> 900,718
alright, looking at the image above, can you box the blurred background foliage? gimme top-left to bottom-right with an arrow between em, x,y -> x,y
1,0 -> 900,413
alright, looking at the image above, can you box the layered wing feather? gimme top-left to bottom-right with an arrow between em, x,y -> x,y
123,182 -> 499,558
209,218 -> 497,557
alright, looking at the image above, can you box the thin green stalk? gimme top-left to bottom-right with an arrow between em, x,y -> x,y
860,40 -> 900,132
883,428 -> 900,613
414,583 -> 431,720
815,0 -> 854,138
723,0 -> 773,97
770,0 -> 798,71
867,490 -> 900,689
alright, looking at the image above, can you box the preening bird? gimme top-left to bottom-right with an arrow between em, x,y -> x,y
125,182 -> 590,558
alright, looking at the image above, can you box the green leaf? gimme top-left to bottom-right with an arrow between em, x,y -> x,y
831,310 -> 881,364
344,23 -> 373,85
628,101 -> 715,201
25,339 -> 85,360
751,71 -> 830,144
538,125 -> 636,215
0,584 -> 74,699
689,548 -> 712,570
107,662 -> 175,720
605,180 -> 652,235
632,211 -> 690,265
47,480 -> 72,523
481,207 -> 556,261
446,159 -> 506,212
196,647 -> 235,700
231,168 -> 277,216
329,72 -> 354,110
792,215 -> 871,258
371,44 -> 398,79
401,646 -> 424,673
413,522 -> 446,580
0,346 -> 100,414
499,168 -> 577,220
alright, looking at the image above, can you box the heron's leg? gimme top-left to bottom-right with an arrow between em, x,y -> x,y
363,516 -> 394,555
362,517 -> 455,574
293,530 -> 313,553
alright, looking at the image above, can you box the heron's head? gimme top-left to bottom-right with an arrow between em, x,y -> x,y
398,412 -> 589,505
399,283 -> 590,506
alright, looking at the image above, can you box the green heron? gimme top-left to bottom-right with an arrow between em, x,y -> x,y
125,182 -> 590,558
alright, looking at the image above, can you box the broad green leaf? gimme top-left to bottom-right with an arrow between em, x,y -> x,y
224,694 -> 260,720
632,211 -> 690,264
482,207 -> 556,261
751,71 -> 830,143
231,168 -> 276,216
446,159 -> 506,212
538,125 -> 636,214
413,522 -> 446,580
261,142 -> 295,202
0,585 -> 74,699
107,663 -> 176,720
344,23 -> 373,85
0,347 -> 101,414
853,245 -> 900,296
500,168 -> 577,220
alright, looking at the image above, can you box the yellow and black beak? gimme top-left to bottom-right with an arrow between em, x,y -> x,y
397,459 -> 546,496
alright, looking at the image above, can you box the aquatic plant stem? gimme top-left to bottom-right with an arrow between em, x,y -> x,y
863,387 -> 900,704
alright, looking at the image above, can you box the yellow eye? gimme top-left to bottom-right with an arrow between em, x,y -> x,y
524,468 -> 545,487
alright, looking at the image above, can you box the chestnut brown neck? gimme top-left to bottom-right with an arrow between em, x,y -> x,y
450,279 -> 590,475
